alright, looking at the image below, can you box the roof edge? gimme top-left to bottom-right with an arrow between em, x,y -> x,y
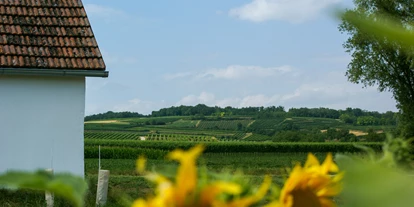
0,68 -> 109,78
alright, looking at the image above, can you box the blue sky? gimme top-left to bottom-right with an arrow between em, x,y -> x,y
83,0 -> 397,115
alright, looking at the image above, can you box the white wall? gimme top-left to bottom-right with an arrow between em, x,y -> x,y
0,75 -> 86,177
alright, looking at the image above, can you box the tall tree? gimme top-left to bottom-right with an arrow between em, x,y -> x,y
338,0 -> 414,137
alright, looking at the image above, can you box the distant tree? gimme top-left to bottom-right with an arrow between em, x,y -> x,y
84,111 -> 144,121
339,114 -> 356,124
365,128 -> 386,142
356,116 -> 376,126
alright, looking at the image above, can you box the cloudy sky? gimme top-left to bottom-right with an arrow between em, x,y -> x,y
83,0 -> 397,115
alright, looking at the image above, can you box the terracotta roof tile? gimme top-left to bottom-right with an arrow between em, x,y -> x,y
0,0 -> 105,70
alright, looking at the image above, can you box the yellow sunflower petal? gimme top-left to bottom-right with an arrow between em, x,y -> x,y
321,153 -> 339,173
282,165 -> 304,194
228,175 -> 272,207
136,155 -> 147,174
271,153 -> 343,207
146,173 -> 171,185
319,197 -> 337,207
307,176 -> 332,191
331,172 -> 344,183
263,200 -> 284,207
200,182 -> 242,207
131,199 -> 148,207
167,145 -> 205,206
305,153 -> 321,168
317,183 -> 343,197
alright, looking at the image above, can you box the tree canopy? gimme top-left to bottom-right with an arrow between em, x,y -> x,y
338,0 -> 414,137
84,111 -> 145,121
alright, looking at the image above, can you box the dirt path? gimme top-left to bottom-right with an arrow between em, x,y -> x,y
242,133 -> 253,139
85,120 -> 120,124
247,120 -> 256,127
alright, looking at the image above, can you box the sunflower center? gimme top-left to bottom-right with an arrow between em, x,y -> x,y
290,188 -> 322,207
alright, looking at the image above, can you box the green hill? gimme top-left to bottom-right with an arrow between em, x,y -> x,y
84,114 -> 395,142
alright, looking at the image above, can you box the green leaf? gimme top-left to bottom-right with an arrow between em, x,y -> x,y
337,11 -> 414,48
336,154 -> 414,207
352,143 -> 376,161
0,170 -> 88,207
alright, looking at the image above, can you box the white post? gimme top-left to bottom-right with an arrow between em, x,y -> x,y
45,169 -> 54,207
99,145 -> 101,170
96,170 -> 110,206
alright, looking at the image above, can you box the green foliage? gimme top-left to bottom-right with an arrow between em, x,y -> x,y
0,171 -> 88,207
339,113 -> 356,124
84,111 -> 144,121
356,116 -> 376,125
337,153 -> 414,207
363,128 -> 386,142
338,0 -> 414,137
336,135 -> 414,207
287,107 -> 340,119
381,136 -> 414,169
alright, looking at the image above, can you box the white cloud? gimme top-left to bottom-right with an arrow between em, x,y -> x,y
229,0 -> 341,23
176,92 -> 279,108
198,65 -> 292,80
176,92 -> 217,106
113,99 -> 167,115
165,65 -> 293,81
239,94 -> 280,107
84,4 -> 127,19
175,79 -> 397,112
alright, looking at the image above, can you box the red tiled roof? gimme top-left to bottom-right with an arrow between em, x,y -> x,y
0,0 -> 106,70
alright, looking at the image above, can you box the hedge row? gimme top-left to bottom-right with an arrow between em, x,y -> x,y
84,140 -> 382,153
85,147 -> 167,159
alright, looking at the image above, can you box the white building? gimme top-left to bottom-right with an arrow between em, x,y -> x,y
0,0 -> 108,177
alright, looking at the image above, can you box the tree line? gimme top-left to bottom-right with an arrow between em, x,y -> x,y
151,104 -> 397,126
86,104 -> 398,126
84,111 -> 145,121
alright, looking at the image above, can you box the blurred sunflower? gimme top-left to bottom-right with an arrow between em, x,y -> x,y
132,145 -> 271,207
266,153 -> 343,207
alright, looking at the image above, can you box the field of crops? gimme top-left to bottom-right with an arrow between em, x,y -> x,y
197,120 -> 253,130
288,117 -> 346,129
167,119 -> 199,128
84,131 -> 147,140
122,116 -> 182,124
145,134 -> 217,141
247,118 -> 285,129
